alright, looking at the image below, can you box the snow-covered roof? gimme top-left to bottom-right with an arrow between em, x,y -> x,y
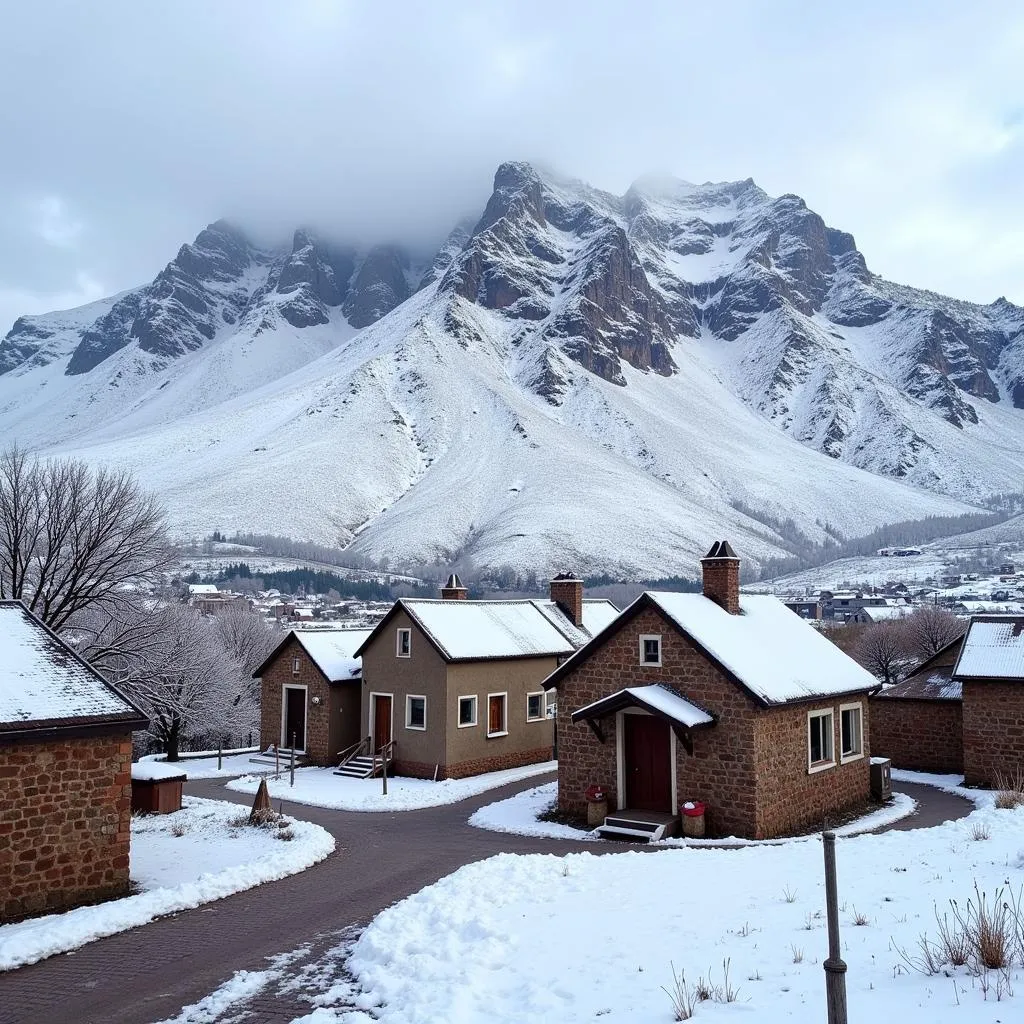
131,760 -> 188,781
400,600 -> 576,661
187,584 -> 219,595
953,617 -> 1024,680
0,601 -> 146,731
532,599 -> 620,649
874,672 -> 962,701
859,606 -> 909,622
294,629 -> 372,682
642,592 -> 877,705
572,684 -> 714,729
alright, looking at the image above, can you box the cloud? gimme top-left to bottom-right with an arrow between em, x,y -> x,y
0,0 -> 1020,318
0,271 -> 106,334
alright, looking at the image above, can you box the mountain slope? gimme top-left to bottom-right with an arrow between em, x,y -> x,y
1,161 -> 1022,575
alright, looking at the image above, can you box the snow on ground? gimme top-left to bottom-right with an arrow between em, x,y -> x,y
0,798 -> 334,972
139,751 -> 269,780
470,782 -> 918,845
225,761 -> 556,812
304,776 -> 1021,1024
769,552 -> 948,592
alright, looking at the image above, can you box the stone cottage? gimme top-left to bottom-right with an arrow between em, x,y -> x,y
543,543 -> 880,840
0,601 -> 148,922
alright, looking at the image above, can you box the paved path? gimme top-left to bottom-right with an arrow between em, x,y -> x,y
0,776 -> 974,1024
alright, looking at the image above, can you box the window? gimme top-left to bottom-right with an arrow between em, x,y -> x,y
406,695 -> 426,730
487,693 -> 507,737
291,657 -> 301,676
526,691 -> 545,722
808,710 -> 835,772
458,695 -> 478,728
396,628 -> 411,658
639,634 -> 662,667
840,703 -> 863,761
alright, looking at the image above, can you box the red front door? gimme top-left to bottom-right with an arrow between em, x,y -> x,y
373,695 -> 392,751
624,714 -> 672,811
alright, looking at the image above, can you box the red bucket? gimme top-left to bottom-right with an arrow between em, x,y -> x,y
682,800 -> 705,817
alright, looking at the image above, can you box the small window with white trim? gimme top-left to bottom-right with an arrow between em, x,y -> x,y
526,691 -> 545,722
406,694 -> 426,730
458,695 -> 477,728
487,693 -> 507,737
639,634 -> 662,666
840,703 -> 863,761
291,657 -> 301,676
808,710 -> 835,771
396,628 -> 411,658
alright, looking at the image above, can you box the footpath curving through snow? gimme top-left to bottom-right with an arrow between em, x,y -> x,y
225,761 -> 557,812
300,774 -> 1022,1024
0,798 -> 334,972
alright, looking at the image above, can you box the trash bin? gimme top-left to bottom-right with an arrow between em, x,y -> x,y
681,800 -> 706,838
585,784 -> 609,827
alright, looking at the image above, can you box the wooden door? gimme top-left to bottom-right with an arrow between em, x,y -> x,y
284,687 -> 306,751
373,695 -> 392,751
624,714 -> 672,811
488,694 -> 505,734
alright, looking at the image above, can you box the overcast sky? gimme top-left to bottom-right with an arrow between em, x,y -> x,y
1,1 -> 1021,333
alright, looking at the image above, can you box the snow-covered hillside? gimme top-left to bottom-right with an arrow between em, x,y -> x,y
2,162 -> 1023,576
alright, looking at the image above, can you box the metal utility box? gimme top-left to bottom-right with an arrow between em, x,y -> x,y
870,757 -> 892,802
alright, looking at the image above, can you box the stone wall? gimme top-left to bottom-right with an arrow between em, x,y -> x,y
962,681 -> 1024,786
869,696 -> 963,774
0,732 -> 132,923
393,745 -> 552,781
258,635 -> 334,766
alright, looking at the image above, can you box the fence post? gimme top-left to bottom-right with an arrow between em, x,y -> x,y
217,743 -> 223,772
290,732 -> 296,788
382,746 -> 388,796
822,830 -> 848,1024
275,744 -> 279,778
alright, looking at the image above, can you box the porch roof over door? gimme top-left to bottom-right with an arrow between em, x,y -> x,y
571,684 -> 714,729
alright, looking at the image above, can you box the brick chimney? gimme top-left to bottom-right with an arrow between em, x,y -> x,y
550,572 -> 584,627
701,541 -> 741,614
440,573 -> 468,600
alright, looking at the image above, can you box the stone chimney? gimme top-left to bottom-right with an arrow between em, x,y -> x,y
701,541 -> 741,614
440,573 -> 468,600
550,572 -> 584,627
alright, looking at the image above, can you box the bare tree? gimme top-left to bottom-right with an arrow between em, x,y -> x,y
214,602 -> 278,716
0,444 -> 176,631
854,619 -> 912,685
904,605 -> 965,661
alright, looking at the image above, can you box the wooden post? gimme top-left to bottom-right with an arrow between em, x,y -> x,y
822,830 -> 848,1024
382,745 -> 388,796
274,744 -> 279,778
290,732 -> 296,787
217,743 -> 223,772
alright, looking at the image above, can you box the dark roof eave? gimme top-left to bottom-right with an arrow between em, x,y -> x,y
0,715 -> 150,745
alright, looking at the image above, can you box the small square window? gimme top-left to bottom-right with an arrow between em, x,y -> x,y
406,695 -> 426,730
840,704 -> 863,761
639,634 -> 662,666
487,693 -> 507,737
808,710 -> 835,771
291,657 -> 301,676
526,692 -> 545,722
458,695 -> 477,728
396,628 -> 411,658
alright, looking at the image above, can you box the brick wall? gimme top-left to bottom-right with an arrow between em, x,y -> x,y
0,732 -> 133,923
556,603 -> 872,839
258,636 -> 335,765
754,699 -> 871,838
869,696 -> 963,774
394,746 -> 552,781
962,681 -> 1024,786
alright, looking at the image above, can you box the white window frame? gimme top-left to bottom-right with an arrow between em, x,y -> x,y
457,694 -> 478,728
839,702 -> 864,763
807,709 -> 835,773
405,694 -> 427,731
639,634 -> 662,667
526,691 -> 546,722
486,691 -> 508,738
396,628 -> 412,658
291,656 -> 301,676
280,683 -> 308,751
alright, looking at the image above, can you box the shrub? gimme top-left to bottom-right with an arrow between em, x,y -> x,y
994,768 -> 1024,809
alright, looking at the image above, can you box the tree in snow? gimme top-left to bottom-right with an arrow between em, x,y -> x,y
0,443 -> 175,631
79,601 -> 254,760
854,619 -> 911,684
212,601 -> 278,725
904,605 -> 965,661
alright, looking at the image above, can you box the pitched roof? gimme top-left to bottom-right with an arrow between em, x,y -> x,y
532,599 -> 620,649
253,627 -> 372,682
572,684 -> 715,729
874,672 -> 962,701
0,601 -> 148,735
545,591 -> 878,705
953,616 -> 1024,681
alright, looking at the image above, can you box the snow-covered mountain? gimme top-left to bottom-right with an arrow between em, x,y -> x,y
2,162 -> 1022,576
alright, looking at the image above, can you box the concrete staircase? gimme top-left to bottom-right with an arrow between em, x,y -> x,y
333,755 -> 377,779
597,811 -> 679,843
